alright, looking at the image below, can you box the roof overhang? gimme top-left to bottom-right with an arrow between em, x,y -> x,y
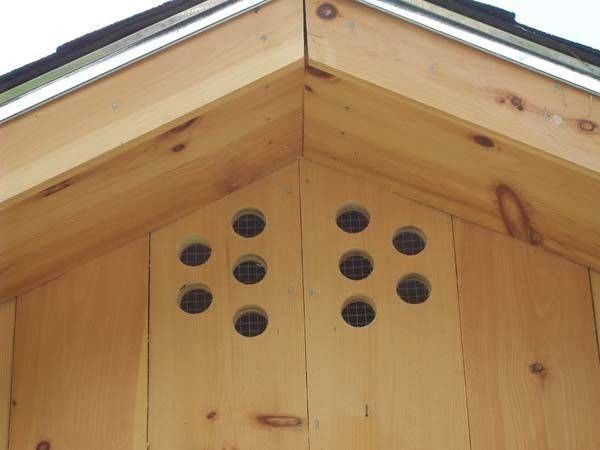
0,0 -> 599,300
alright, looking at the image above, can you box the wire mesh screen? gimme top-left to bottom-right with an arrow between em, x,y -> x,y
233,259 -> 267,284
233,211 -> 266,238
336,209 -> 369,233
342,300 -> 376,327
393,229 -> 426,255
179,288 -> 213,314
180,243 -> 212,266
397,276 -> 430,304
339,254 -> 373,280
235,310 -> 268,337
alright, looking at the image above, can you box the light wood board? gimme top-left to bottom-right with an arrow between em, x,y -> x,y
304,67 -> 600,272
305,0 -> 600,173
300,161 -> 469,450
0,300 -> 14,450
455,219 -> 600,450
149,162 -> 308,450
0,62 -> 303,300
592,270 -> 600,355
9,237 -> 148,450
0,0 -> 303,206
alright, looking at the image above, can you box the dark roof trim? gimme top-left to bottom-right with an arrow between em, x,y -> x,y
352,0 -> 600,94
426,0 -> 600,69
0,0 -> 272,123
0,0 -> 207,94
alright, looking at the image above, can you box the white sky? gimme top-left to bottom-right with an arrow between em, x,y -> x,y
0,0 -> 163,76
483,0 -> 600,49
0,0 -> 599,77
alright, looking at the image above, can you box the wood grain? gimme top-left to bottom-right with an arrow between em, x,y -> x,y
304,67 -> 600,271
149,162 -> 308,450
300,161 -> 469,450
9,237 -> 148,450
0,300 -> 14,450
455,219 -> 600,450
592,270 -> 600,354
0,0 -> 303,206
305,0 -> 600,173
0,63 -> 303,300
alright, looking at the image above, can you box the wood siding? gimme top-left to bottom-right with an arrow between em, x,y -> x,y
2,162 -> 599,450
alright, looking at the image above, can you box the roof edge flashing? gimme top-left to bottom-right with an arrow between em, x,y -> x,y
352,0 -> 600,95
0,0 -> 273,124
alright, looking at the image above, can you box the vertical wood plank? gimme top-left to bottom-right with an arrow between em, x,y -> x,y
10,237 -> 148,450
149,162 -> 308,450
0,300 -> 14,450
455,219 -> 600,450
300,161 -> 469,450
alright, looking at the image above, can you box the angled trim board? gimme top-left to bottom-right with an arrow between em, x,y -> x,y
303,68 -> 600,271
0,0 -> 303,300
304,0 -> 600,271
2,0 -> 600,300
351,0 -> 600,94
1,0 -> 302,206
0,0 -> 277,121
0,63 -> 303,300
305,0 -> 600,172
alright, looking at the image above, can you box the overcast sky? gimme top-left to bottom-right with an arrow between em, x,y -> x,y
0,0 -> 599,77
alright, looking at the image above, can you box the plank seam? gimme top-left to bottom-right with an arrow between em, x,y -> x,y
146,234 -> 151,450
450,216 -> 474,450
587,269 -> 600,365
6,300 -> 16,450
297,160 -> 312,450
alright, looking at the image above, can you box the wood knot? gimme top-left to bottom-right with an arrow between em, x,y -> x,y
473,135 -> 495,148
171,144 -> 186,153
36,441 -> 51,450
577,119 -> 597,132
316,3 -> 338,19
304,85 -> 314,93
529,362 -> 546,374
306,65 -> 335,79
256,415 -> 302,428
510,96 -> 524,111
41,180 -> 71,197
206,411 -> 217,420
168,117 -> 198,135
496,184 -> 542,246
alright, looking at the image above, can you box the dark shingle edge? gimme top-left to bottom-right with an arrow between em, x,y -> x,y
425,0 -> 600,68
0,0 -> 207,94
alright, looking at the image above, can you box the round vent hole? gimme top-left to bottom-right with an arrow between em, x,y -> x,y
393,228 -> 426,256
233,257 -> 267,284
397,275 -> 431,304
233,210 -> 266,238
234,308 -> 268,337
179,242 -> 211,266
341,299 -> 376,328
339,252 -> 373,280
179,286 -> 213,314
336,207 -> 370,233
